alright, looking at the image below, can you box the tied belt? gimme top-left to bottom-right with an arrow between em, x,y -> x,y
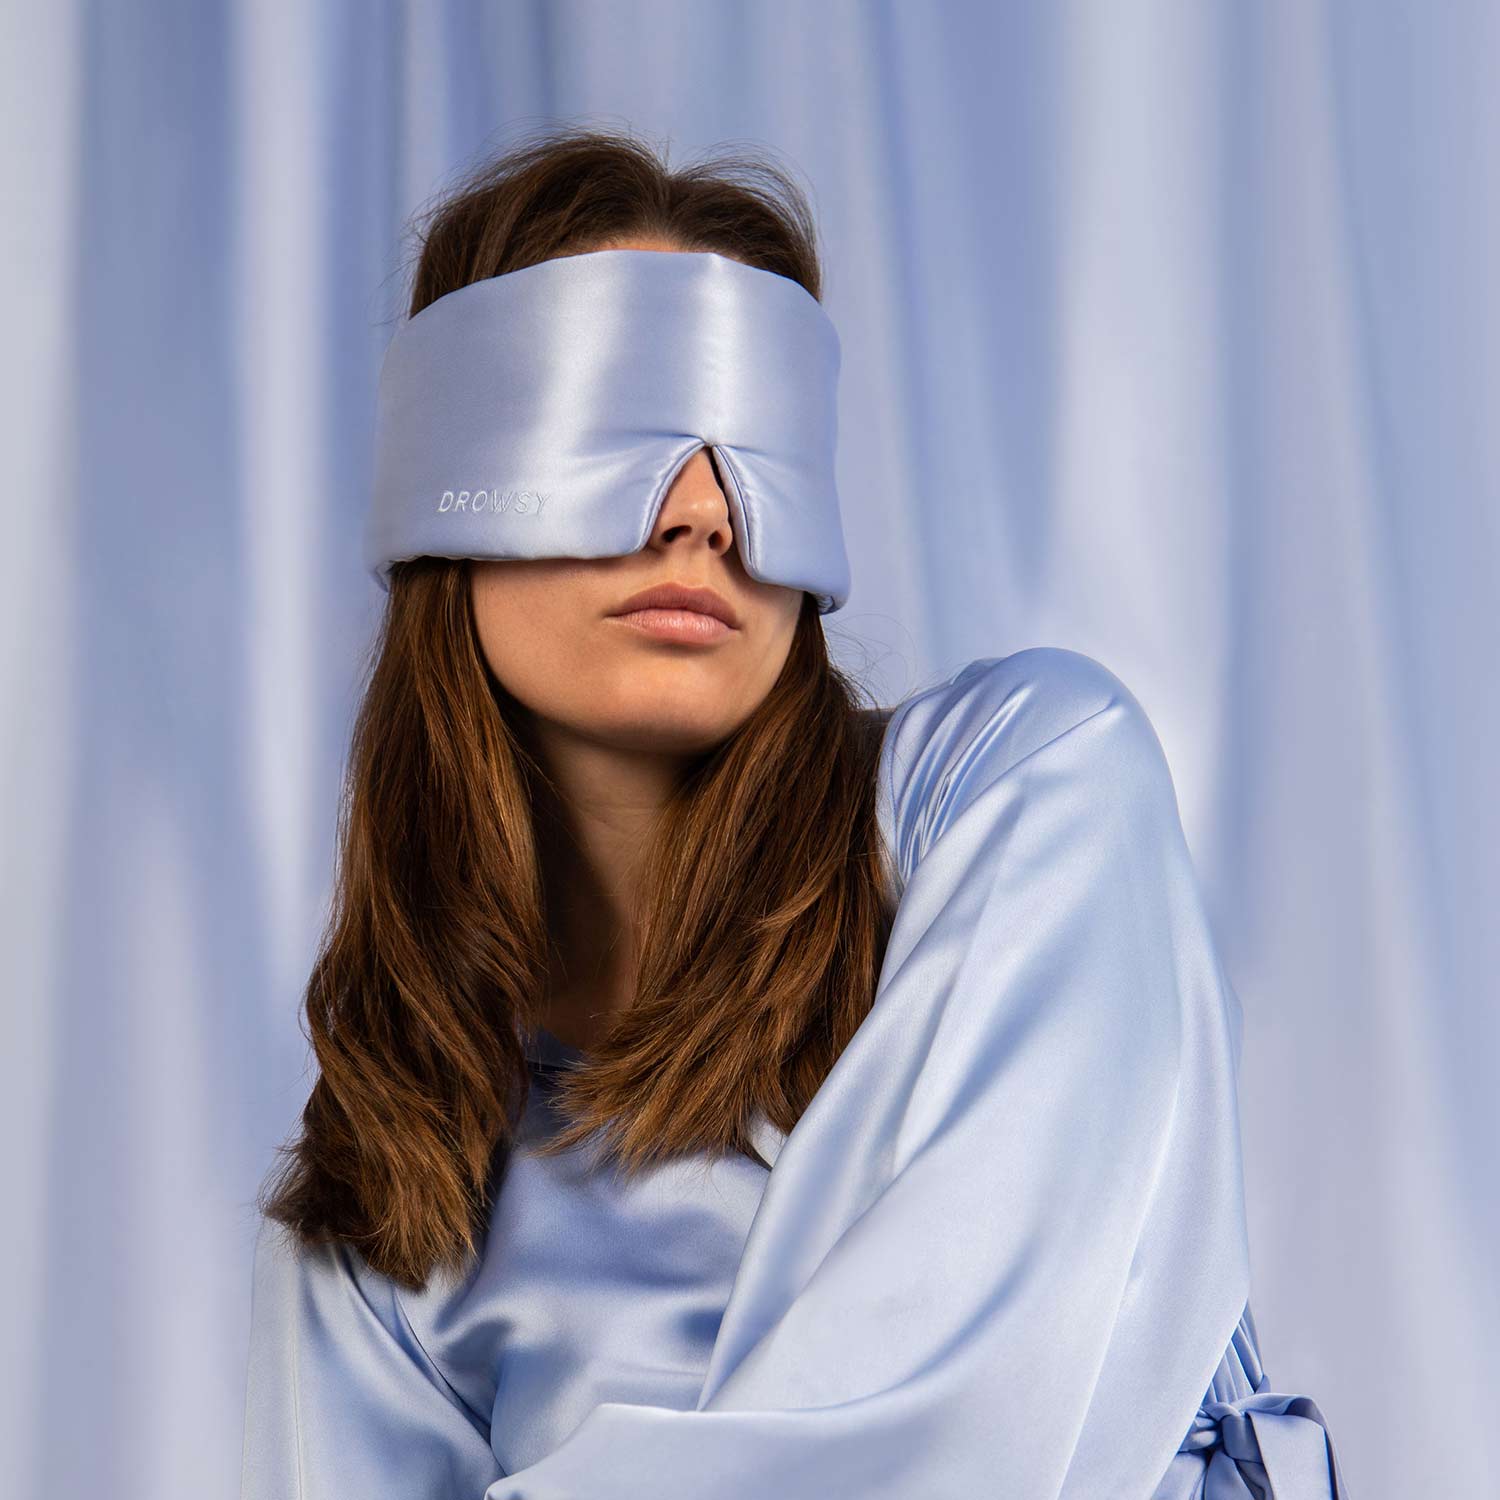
1174,1388 -> 1348,1499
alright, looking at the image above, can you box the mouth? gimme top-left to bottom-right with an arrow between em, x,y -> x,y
607,608 -> 734,645
605,582 -> 742,643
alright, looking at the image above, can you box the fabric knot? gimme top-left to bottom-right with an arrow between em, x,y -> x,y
1174,1388 -> 1346,1499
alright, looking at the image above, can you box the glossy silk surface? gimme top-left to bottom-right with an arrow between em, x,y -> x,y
241,648 -> 1349,1498
364,248 -> 850,613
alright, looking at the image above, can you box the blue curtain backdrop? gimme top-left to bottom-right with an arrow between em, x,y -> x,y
4,3 -> 1494,1497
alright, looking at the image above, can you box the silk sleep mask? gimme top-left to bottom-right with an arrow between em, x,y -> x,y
363,247 -> 851,614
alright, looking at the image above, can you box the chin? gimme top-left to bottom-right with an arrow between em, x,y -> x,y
591,690 -> 749,756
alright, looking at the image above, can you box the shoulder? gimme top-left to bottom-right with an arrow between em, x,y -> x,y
252,1213 -> 406,1330
881,646 -> 1165,785
876,648 -> 1177,874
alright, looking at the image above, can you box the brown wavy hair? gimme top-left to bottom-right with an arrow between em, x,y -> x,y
258,125 -> 898,1291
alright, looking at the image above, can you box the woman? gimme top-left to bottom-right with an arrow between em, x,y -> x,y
240,127 -> 1348,1498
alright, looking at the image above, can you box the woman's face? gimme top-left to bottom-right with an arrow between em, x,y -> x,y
471,442 -> 804,756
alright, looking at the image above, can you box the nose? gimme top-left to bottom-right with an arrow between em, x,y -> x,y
647,446 -> 735,561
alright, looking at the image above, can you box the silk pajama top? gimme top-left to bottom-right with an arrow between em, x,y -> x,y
240,646 -> 1349,1498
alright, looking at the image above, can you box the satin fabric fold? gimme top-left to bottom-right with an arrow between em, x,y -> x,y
240,647 -> 1349,1498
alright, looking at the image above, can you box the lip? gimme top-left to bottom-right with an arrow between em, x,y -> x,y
606,582 -> 742,630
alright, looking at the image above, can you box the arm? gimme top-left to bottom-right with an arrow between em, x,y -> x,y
240,1214 -> 505,1499
487,649 -> 1286,1498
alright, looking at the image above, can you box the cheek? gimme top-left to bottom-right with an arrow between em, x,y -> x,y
472,581 -> 584,704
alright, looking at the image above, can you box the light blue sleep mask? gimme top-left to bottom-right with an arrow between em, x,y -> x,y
364,247 -> 850,614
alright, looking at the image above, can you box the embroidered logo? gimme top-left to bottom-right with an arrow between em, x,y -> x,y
438,489 -> 549,515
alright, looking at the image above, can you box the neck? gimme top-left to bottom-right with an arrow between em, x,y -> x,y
519,711 -> 691,1051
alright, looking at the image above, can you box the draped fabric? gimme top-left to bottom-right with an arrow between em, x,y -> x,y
240,649 -> 1347,1498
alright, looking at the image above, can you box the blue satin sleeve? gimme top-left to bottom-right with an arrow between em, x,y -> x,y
239,1216 -> 505,1498
487,649 -> 1347,1499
